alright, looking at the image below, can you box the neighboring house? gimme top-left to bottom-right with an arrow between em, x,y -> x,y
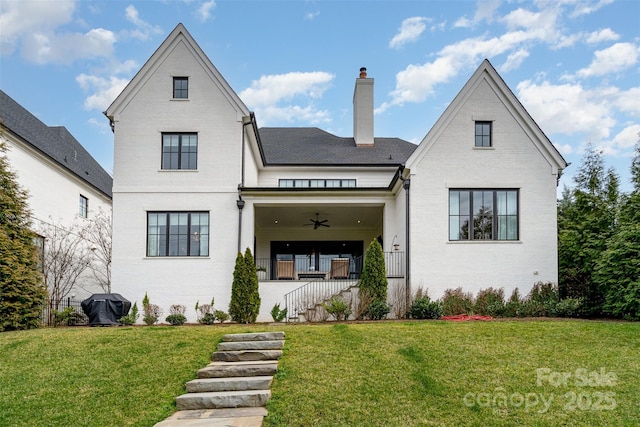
105,24 -> 566,323
0,90 -> 113,301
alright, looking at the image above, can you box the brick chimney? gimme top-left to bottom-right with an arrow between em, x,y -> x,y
353,67 -> 374,147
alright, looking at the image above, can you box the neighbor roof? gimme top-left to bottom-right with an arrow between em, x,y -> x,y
0,90 -> 113,198
258,127 -> 417,166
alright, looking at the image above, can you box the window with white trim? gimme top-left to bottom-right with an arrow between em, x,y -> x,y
147,212 -> 209,257
449,189 -> 518,240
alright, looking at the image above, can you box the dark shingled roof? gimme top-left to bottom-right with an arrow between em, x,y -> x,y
258,127 -> 417,166
0,90 -> 112,198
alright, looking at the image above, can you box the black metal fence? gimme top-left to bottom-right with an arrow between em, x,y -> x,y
40,297 -> 89,327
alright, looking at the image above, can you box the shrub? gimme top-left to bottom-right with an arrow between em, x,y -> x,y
359,239 -> 388,304
229,249 -> 261,323
474,287 -> 505,316
551,298 -> 584,318
442,288 -> 474,316
502,289 -> 524,317
120,302 -> 139,325
522,282 -> 560,317
196,299 -> 216,325
53,306 -> 83,327
365,300 -> 391,320
270,303 -> 288,322
165,304 -> 187,325
142,293 -> 161,325
323,296 -> 352,321
409,295 -> 443,319
214,310 -> 229,323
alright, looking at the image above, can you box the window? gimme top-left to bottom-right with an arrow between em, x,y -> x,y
162,133 -> 197,170
147,212 -> 209,257
475,121 -> 492,147
79,195 -> 88,218
173,77 -> 188,99
33,235 -> 45,273
449,190 -> 518,241
278,179 -> 356,188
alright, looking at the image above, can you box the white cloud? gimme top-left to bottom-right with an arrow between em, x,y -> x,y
516,80 -> 616,140
500,48 -> 529,72
554,143 -> 574,155
76,74 -> 130,111
239,71 -> 335,125
389,17 -> 428,49
305,11 -> 320,21
615,87 -> 640,117
453,0 -> 500,28
595,124 -> 640,156
576,43 -> 640,78
0,0 -> 76,56
124,4 -> 162,41
22,27 -> 116,65
569,0 -> 615,18
586,28 -> 619,44
196,1 -> 216,22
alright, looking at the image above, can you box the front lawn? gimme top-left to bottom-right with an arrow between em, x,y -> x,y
0,320 -> 638,426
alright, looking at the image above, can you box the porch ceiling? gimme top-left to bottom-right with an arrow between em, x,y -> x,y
254,204 -> 383,230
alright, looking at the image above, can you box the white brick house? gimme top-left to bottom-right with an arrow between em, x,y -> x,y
0,90 -> 113,300
105,24 -> 566,322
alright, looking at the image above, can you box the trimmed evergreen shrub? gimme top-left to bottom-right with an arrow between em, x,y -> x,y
441,288 -> 474,316
270,303 -> 287,322
409,296 -> 443,319
365,300 -> 391,320
359,239 -> 388,304
120,302 -> 139,325
229,249 -> 261,323
474,287 -> 505,316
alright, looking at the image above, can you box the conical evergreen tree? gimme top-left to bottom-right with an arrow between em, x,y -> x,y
228,249 -> 260,323
243,248 -> 260,323
0,141 -> 46,330
359,238 -> 388,303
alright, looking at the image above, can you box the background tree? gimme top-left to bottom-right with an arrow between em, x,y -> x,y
228,248 -> 260,323
558,144 -> 619,316
595,139 -> 640,319
0,141 -> 46,330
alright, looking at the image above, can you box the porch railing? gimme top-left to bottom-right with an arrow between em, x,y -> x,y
280,251 -> 405,321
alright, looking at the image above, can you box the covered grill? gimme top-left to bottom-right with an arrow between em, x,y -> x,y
81,294 -> 131,326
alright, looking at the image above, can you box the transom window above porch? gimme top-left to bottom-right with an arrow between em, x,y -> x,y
278,179 -> 356,188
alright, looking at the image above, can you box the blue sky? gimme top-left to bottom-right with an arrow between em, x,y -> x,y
1,0 -> 638,192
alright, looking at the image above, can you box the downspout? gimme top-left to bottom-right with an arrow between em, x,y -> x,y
236,120 -> 251,253
399,171 -> 411,317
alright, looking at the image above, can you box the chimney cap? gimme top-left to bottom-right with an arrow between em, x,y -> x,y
359,67 -> 367,78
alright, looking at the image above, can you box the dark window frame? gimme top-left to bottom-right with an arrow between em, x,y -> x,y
449,189 -> 519,241
173,77 -> 188,99
278,179 -> 357,188
161,133 -> 198,170
146,211 -> 210,257
475,121 -> 492,147
79,195 -> 88,218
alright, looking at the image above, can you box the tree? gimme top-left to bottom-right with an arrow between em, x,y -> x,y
359,238 -> 388,304
596,140 -> 640,319
40,220 -> 94,311
0,141 -> 46,330
558,144 -> 619,316
228,248 -> 260,323
85,209 -> 112,293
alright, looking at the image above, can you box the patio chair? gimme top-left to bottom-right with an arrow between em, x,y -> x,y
330,258 -> 350,279
276,259 -> 295,280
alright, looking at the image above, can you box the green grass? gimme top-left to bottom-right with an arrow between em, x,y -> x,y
1,320 -> 638,426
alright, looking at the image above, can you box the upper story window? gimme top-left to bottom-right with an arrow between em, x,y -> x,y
173,77 -> 188,99
162,133 -> 197,170
147,212 -> 209,257
79,195 -> 88,218
475,121 -> 492,147
449,189 -> 518,241
278,179 -> 356,188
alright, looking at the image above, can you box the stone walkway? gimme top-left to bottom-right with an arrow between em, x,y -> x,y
154,332 -> 285,427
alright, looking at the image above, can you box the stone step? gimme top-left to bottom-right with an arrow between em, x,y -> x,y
212,350 -> 282,362
221,332 -> 285,342
197,362 -> 278,378
217,340 -> 284,351
175,390 -> 271,411
154,407 -> 267,427
185,376 -> 273,393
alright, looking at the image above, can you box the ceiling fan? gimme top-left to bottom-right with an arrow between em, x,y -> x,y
304,213 -> 330,229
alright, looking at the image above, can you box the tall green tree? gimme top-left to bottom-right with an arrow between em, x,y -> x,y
0,141 -> 46,331
228,248 -> 260,323
596,141 -> 640,319
558,144 -> 619,316
359,238 -> 388,304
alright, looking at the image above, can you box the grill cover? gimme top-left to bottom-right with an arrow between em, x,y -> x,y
81,294 -> 131,326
